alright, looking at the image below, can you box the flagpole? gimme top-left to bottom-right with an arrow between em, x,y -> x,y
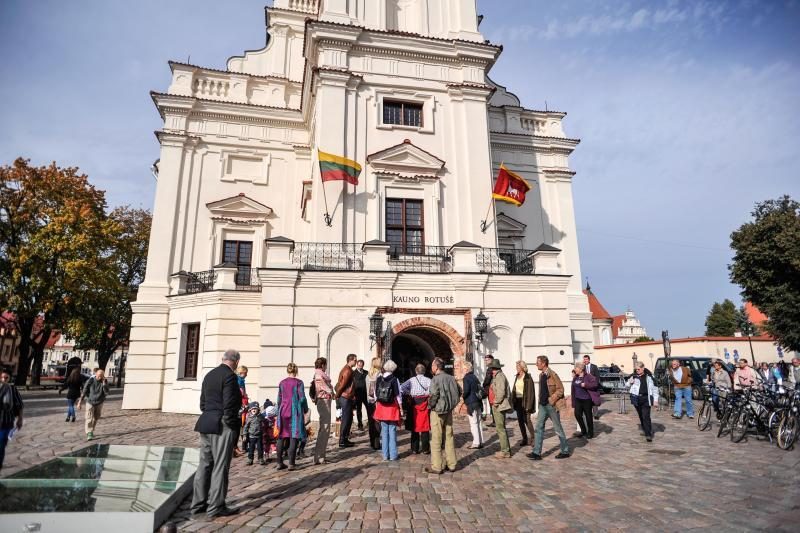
480,162 -> 503,233
318,149 -> 332,227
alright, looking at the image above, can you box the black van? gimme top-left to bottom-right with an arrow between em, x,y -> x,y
653,356 -> 712,400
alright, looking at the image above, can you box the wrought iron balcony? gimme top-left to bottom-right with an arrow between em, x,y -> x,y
235,268 -> 262,291
185,270 -> 216,294
388,245 -> 452,273
291,242 -> 365,271
478,248 -> 535,274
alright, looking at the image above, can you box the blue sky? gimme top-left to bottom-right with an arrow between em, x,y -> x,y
1,1 -> 798,339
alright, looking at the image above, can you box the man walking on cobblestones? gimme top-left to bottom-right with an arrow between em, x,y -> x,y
488,359 -> 512,458
528,355 -> 570,460
191,349 -> 242,519
669,359 -> 694,419
425,357 -> 460,474
335,353 -> 358,448
77,368 -> 109,441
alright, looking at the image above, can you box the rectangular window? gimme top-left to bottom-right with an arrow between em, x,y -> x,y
182,323 -> 200,380
222,240 -> 253,286
383,100 -> 423,127
386,198 -> 425,255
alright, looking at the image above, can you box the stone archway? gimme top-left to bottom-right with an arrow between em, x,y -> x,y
391,317 -> 466,379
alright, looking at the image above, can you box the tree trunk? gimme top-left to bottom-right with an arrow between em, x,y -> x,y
14,335 -> 32,387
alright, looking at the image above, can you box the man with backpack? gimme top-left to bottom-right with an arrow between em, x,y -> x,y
0,367 -> 24,471
425,357 -> 461,474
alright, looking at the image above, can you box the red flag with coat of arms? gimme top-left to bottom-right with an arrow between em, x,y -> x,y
492,164 -> 531,206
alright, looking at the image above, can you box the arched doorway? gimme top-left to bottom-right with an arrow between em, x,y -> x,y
390,327 -> 455,382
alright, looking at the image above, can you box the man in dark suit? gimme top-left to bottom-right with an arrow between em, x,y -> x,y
191,349 -> 243,518
583,355 -> 601,420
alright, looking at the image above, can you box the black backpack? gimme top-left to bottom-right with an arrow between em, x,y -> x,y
375,376 -> 395,404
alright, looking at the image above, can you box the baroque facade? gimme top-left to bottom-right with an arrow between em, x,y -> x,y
122,0 -> 593,414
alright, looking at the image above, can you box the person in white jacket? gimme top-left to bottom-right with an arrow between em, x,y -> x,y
627,362 -> 658,442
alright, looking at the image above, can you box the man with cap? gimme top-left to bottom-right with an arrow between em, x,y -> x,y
488,358 -> 513,458
482,353 -> 496,426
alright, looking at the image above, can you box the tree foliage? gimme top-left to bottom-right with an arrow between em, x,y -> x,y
730,195 -> 800,351
67,207 -> 151,371
633,336 -> 654,343
704,299 -> 738,336
0,158 -> 117,384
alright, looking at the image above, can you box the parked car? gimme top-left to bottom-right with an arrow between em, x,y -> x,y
598,366 -> 628,394
653,356 -> 712,400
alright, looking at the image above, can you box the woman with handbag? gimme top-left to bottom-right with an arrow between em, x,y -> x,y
510,360 -> 536,446
312,357 -> 334,465
571,362 -> 599,439
627,362 -> 658,442
275,363 -> 309,470
462,362 -> 484,448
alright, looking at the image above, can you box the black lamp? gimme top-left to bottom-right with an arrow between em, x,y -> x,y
369,313 -> 384,345
474,311 -> 488,341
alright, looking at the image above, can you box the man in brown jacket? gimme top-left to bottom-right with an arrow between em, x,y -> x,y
335,353 -> 358,447
669,359 -> 695,419
528,355 -> 570,460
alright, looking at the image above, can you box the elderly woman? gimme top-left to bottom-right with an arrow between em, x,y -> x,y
510,360 -> 536,446
373,360 -> 403,461
276,362 -> 308,470
400,363 -> 432,454
461,361 -> 484,448
707,359 -> 732,413
571,362 -> 599,439
312,357 -> 333,465
627,362 -> 658,442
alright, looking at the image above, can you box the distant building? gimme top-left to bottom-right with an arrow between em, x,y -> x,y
43,334 -> 127,378
583,284 -> 612,346
0,312 -> 21,375
583,284 -> 648,345
612,310 -> 648,344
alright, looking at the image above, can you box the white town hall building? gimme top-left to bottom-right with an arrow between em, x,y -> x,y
122,0 -> 593,414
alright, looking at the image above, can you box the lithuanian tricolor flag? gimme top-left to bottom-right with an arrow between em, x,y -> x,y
318,151 -> 362,186
492,164 -> 532,207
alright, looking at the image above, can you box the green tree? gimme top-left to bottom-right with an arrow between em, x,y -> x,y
66,207 -> 151,372
633,336 -> 654,343
735,305 -> 760,337
704,299 -> 738,336
0,158 -> 114,385
730,196 -> 800,351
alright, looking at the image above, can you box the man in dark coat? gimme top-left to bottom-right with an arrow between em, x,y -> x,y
191,349 -> 243,518
583,355 -> 601,419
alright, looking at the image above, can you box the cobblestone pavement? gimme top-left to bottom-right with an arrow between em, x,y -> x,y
3,389 -> 798,532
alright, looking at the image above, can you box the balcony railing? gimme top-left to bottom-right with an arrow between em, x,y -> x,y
186,270 -> 216,294
235,268 -> 262,291
478,248 -> 535,274
291,242 -> 364,271
388,245 -> 452,273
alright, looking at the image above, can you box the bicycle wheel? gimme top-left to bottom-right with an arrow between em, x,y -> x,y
730,408 -> 750,443
717,406 -> 732,438
768,409 -> 784,443
698,399 -> 712,431
777,413 -> 797,450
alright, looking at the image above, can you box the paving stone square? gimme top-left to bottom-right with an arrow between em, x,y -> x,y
2,388 -> 797,532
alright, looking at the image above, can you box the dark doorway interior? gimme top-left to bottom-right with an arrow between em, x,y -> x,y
390,327 -> 454,383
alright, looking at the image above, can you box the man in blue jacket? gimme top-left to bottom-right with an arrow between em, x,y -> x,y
191,349 -> 243,519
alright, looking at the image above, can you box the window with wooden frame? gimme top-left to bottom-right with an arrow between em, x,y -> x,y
385,198 -> 424,255
222,240 -> 253,286
383,100 -> 423,127
181,323 -> 200,380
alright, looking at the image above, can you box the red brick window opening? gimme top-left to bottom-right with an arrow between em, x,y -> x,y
383,100 -> 423,127
182,323 -> 200,380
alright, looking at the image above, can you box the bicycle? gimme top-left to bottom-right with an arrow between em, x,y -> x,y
777,389 -> 799,450
717,389 -> 743,439
698,383 -> 729,431
729,387 -> 777,443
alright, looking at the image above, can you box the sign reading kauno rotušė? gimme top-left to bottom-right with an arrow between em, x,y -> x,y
392,293 -> 455,306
